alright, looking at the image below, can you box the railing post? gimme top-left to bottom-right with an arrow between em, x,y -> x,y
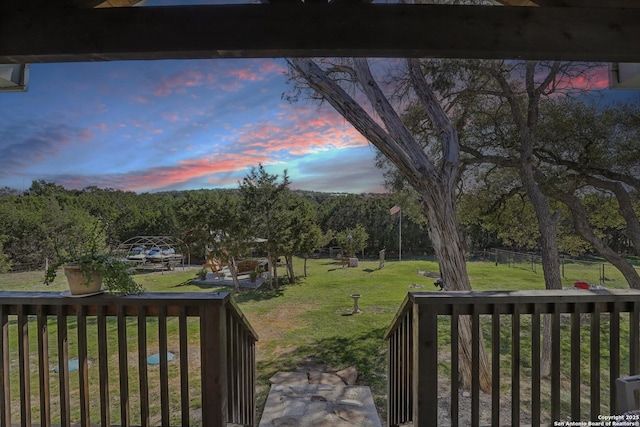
201,301 -> 228,427
0,305 -> 10,427
413,301 -> 438,425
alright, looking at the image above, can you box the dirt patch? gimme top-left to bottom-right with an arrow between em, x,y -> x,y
248,303 -> 315,361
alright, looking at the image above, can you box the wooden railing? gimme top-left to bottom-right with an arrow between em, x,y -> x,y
0,291 -> 258,427
385,289 -> 640,426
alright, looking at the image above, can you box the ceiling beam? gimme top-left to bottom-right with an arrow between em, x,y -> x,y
531,0 -> 640,7
1,4 -> 640,63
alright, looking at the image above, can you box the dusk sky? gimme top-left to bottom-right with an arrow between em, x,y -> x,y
0,56 -> 388,194
1,1 -> 638,194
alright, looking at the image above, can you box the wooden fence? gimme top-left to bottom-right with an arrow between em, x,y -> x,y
0,291 -> 257,427
386,290 -> 640,426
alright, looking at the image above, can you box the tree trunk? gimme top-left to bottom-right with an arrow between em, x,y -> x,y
229,255 -> 240,293
271,254 -> 279,289
288,57 -> 492,392
507,62 -> 564,376
521,164 -> 562,377
267,250 -> 274,289
421,187 -> 492,393
304,255 -> 308,278
285,254 -> 295,284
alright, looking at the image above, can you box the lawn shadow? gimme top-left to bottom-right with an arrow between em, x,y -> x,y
173,279 -> 204,288
234,286 -> 285,303
257,326 -> 387,381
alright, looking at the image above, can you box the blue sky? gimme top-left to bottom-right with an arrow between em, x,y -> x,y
2,0 -> 639,197
0,57 -> 387,194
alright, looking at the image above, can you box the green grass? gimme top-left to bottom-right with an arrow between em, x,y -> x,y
0,258 -> 633,423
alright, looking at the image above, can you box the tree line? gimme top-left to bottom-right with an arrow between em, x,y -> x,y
0,167 -> 634,279
0,172 -> 426,276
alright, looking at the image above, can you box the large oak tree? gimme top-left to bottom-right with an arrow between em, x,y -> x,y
288,57 -> 492,391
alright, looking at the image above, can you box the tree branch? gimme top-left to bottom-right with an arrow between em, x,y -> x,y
287,58 -> 425,183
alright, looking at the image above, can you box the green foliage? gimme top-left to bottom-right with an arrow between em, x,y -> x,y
0,236 -> 11,273
240,165 -> 291,252
43,221 -> 143,295
285,196 -> 322,256
335,224 -> 369,257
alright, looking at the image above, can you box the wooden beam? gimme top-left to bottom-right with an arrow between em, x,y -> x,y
493,0 -> 540,6
1,4 -> 640,63
532,0 -> 640,7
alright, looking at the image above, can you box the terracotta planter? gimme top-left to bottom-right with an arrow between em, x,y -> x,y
64,264 -> 103,296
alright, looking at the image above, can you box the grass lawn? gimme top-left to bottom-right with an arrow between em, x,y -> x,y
3,256 -> 621,422
235,257 -> 551,419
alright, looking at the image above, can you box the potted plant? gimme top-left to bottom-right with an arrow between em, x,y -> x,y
44,223 -> 143,296
249,270 -> 258,283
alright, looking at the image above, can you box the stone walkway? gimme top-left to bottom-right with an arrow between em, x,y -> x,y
259,369 -> 382,427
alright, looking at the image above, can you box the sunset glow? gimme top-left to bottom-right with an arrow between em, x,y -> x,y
0,56 -> 634,195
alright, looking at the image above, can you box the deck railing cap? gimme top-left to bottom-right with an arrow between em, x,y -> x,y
408,288 -> 640,304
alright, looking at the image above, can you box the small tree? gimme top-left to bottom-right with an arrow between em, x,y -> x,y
336,225 -> 368,258
283,195 -> 322,281
240,164 -> 291,289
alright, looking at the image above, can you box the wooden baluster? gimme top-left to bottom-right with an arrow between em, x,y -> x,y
77,305 -> 90,426
97,305 -> 110,426
0,304 -> 10,427
179,307 -> 190,427
137,305 -> 149,427
570,302 -> 581,421
451,306 -> 459,427
590,302 -> 601,421
57,305 -> 70,427
159,305 -> 170,427
531,304 -> 541,426
17,304 -> 31,426
610,302 -> 621,415
117,305 -> 130,427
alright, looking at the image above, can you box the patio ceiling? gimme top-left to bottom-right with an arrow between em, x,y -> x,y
0,0 -> 639,63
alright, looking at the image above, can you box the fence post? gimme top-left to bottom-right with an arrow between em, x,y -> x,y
201,301 -> 228,427
413,301 -> 438,425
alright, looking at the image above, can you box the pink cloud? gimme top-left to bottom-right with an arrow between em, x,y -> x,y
111,152 -> 272,192
218,81 -> 244,92
154,70 -> 205,96
79,128 -> 92,142
259,60 -> 287,75
129,119 -> 161,135
77,123 -> 109,143
528,63 -> 609,94
222,60 -> 286,85
228,67 -> 261,82
161,112 -> 191,123
234,109 -> 367,157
